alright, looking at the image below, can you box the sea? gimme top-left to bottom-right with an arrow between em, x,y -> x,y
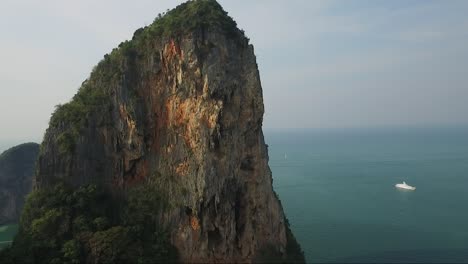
1,127 -> 467,262
0,225 -> 17,249
266,127 -> 468,263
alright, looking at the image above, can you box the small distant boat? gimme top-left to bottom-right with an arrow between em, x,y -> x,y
395,181 -> 416,190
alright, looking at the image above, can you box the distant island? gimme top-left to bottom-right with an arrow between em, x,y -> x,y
0,0 -> 304,263
0,143 -> 39,225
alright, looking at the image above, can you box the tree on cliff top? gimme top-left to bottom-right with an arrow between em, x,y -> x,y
47,0 -> 246,156
11,0 -> 305,263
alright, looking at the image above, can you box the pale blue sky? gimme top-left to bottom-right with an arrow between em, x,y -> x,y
1,0 -> 468,148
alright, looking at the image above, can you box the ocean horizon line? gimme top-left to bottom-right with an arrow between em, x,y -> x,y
264,124 -> 468,133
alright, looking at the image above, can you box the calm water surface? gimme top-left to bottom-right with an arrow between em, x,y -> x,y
266,127 -> 468,263
0,224 -> 18,249
2,128 -> 468,261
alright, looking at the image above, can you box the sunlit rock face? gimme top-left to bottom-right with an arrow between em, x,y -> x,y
36,1 -> 302,262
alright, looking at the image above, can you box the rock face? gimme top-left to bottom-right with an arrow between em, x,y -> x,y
35,1 -> 302,262
0,143 -> 39,225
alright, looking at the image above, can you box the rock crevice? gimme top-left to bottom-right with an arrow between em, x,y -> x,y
35,1 -> 303,262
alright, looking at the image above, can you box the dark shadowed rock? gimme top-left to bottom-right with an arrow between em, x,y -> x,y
34,1 -> 304,262
0,143 -> 39,225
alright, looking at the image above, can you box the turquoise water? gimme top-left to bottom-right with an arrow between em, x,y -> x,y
266,127 -> 468,263
0,224 -> 18,249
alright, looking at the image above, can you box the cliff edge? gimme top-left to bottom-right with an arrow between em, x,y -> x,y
27,1 -> 303,262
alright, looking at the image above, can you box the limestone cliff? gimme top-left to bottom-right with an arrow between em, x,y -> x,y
35,1 -> 303,262
0,143 -> 39,225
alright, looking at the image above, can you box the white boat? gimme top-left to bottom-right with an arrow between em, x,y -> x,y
395,181 -> 416,190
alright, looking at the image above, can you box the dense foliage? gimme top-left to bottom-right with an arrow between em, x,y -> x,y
46,0 -> 244,156
0,183 -> 179,263
48,68 -> 116,154
147,0 -> 241,38
15,1 -> 303,263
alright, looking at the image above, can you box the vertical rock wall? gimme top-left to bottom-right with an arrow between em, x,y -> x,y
36,3 -> 301,262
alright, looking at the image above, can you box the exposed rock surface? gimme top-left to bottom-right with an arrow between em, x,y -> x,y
35,1 -> 303,262
0,143 -> 39,225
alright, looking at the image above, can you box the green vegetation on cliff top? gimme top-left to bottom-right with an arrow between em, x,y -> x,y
47,0 -> 244,155
19,1 -> 305,262
142,0 -> 240,38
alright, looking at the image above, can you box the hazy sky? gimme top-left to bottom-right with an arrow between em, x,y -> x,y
1,0 -> 468,148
